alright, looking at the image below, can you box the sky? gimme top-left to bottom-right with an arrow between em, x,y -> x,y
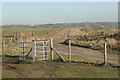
2,2 -> 118,25
1,0 -> 120,2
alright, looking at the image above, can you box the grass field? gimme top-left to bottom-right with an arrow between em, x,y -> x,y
2,27 -> 57,56
2,27 -> 55,36
2,27 -> 119,78
2,53 -> 119,78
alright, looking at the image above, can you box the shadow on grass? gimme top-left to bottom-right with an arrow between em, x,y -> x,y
59,40 -> 98,50
4,55 -> 32,60
71,61 -> 120,68
5,55 -> 19,59
3,55 -> 33,64
3,55 -> 120,68
52,58 -> 66,63
49,58 -> 120,68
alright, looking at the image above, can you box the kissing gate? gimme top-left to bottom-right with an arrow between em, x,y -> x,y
19,39 -> 51,61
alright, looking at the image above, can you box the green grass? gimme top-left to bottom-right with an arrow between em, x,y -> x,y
2,53 -> 119,78
2,27 -> 55,37
50,63 -> 118,78
2,70 -> 19,78
2,27 -> 119,78
92,27 -> 107,32
92,27 -> 117,32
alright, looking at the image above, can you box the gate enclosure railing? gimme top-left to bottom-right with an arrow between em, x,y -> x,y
19,40 -> 50,61
19,39 -> 65,61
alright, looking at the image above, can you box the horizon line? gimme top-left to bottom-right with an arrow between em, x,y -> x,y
2,22 -> 118,25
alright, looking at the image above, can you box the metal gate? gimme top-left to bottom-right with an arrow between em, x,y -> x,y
19,40 -> 50,61
19,41 -> 32,60
32,40 -> 50,61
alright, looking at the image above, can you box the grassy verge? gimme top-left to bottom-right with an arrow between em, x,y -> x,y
2,53 -> 119,78
2,27 -> 119,78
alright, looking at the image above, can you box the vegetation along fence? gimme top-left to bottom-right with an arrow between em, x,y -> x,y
2,33 -> 109,65
18,39 -> 108,65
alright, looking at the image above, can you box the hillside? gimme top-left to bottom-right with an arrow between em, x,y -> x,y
2,22 -> 118,28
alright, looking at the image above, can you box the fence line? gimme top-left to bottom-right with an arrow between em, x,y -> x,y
2,36 -> 14,43
18,39 -> 108,65
19,39 -> 65,62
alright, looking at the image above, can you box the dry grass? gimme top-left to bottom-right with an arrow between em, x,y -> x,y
67,26 -> 119,54
2,28 -> 58,56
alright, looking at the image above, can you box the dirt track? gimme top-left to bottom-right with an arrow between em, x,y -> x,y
53,28 -> 118,63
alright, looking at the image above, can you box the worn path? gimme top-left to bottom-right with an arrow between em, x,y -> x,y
53,28 -> 118,63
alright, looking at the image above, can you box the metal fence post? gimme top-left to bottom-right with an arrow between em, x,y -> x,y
32,40 -> 36,61
43,41 -> 45,60
44,41 -> 47,60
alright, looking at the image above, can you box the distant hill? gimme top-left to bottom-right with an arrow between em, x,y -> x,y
2,22 -> 118,28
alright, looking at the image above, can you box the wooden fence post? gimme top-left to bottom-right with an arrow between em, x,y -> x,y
15,32 -> 18,40
32,31 -> 34,36
10,37 -> 13,43
2,42 -> 5,55
32,40 -> 36,61
68,40 -> 71,62
104,42 -> 107,65
19,30 -> 21,37
8,37 -> 10,43
26,35 -> 28,42
50,39 -> 53,60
